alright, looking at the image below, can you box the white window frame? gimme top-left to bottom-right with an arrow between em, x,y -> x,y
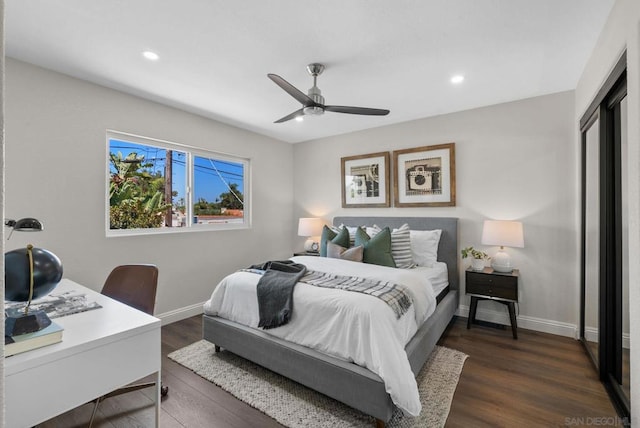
106,130 -> 251,237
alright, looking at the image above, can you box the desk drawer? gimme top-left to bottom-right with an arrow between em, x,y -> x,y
466,272 -> 517,301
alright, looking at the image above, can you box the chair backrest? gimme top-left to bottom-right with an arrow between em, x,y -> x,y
101,264 -> 158,315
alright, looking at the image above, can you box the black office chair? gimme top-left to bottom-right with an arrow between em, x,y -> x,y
89,264 -> 168,427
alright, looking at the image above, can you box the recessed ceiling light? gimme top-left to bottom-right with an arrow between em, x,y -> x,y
295,116 -> 304,122
451,75 -> 464,84
142,51 -> 159,61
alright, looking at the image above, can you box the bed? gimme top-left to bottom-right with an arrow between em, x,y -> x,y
202,216 -> 459,427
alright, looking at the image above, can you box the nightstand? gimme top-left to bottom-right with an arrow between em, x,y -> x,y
465,267 -> 519,339
293,251 -> 320,257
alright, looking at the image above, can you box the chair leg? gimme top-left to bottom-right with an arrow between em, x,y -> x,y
102,381 -> 156,399
86,381 -> 166,426
88,396 -> 102,428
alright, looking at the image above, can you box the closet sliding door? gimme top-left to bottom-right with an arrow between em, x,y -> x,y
579,52 -> 629,421
619,96 -> 630,406
581,115 -> 600,366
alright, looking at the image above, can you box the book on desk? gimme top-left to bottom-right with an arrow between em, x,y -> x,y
4,320 -> 64,357
4,288 -> 100,357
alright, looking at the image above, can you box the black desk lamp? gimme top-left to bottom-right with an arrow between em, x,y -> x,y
4,218 -> 63,336
5,217 -> 43,237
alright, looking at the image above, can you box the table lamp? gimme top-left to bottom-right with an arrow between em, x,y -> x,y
298,218 -> 323,253
481,220 -> 524,273
4,218 -> 63,336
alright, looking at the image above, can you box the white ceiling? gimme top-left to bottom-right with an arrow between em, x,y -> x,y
6,0 -> 614,143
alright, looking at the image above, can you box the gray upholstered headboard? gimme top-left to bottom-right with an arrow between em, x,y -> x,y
332,216 -> 459,291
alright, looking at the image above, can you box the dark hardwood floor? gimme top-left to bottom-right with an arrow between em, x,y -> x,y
39,316 -> 616,427
442,320 -> 616,427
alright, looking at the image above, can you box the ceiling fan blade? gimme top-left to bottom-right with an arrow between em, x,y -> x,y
324,105 -> 390,116
268,74 -> 315,107
274,108 -> 305,123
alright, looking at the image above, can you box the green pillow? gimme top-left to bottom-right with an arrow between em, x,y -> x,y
354,226 -> 396,267
320,225 -> 350,257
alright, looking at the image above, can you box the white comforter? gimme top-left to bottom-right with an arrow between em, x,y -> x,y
203,256 -> 437,416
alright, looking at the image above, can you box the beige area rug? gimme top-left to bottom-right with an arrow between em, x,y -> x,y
168,340 -> 467,428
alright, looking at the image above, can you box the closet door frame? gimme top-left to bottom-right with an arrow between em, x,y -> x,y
579,51 -> 629,420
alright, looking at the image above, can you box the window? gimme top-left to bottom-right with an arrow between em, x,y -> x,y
107,131 -> 250,236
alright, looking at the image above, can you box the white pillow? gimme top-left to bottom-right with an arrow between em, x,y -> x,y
370,223 -> 416,269
410,229 -> 442,267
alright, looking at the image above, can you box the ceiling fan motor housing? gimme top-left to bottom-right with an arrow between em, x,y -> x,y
303,105 -> 324,115
305,85 -> 325,115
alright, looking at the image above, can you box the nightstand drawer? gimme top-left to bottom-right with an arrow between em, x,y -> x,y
466,271 -> 517,301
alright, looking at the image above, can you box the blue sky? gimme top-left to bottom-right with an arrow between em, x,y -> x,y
109,139 -> 244,206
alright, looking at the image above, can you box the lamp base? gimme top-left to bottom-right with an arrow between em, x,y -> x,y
303,238 -> 320,253
5,309 -> 52,336
491,250 -> 514,273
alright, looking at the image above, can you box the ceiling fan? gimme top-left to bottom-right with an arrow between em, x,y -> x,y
267,63 -> 390,123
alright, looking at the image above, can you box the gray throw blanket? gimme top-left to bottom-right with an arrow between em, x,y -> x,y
245,260 -> 307,329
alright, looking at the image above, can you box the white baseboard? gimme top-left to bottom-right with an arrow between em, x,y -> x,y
457,305 -> 578,339
156,301 -> 205,326
584,326 -> 630,349
584,326 -> 598,344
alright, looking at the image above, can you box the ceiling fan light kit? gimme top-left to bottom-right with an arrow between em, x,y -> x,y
268,63 -> 390,123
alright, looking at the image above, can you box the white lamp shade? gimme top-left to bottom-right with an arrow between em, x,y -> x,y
298,218 -> 323,237
481,220 -> 524,248
481,220 -> 524,272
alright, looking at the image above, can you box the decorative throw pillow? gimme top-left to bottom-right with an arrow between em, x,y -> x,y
370,223 -> 416,269
354,226 -> 396,268
326,241 -> 364,262
320,225 -> 350,257
339,224 -> 365,247
410,229 -> 442,267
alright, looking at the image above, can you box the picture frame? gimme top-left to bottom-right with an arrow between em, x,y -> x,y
393,143 -> 456,207
341,151 -> 390,208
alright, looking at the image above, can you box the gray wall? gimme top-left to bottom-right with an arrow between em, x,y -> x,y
4,57 -> 581,336
575,0 -> 639,418
293,91 -> 579,336
4,59 -> 295,320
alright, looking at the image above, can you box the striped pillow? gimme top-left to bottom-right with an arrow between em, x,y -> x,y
370,224 -> 416,269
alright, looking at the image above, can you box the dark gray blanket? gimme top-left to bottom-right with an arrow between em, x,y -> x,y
246,260 -> 307,329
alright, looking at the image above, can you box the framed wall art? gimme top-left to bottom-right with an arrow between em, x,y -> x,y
393,143 -> 456,207
341,151 -> 390,208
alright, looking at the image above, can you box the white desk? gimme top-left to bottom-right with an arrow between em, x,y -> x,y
4,279 -> 162,428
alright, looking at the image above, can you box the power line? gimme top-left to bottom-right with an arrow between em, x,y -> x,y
207,158 -> 243,206
110,152 -> 244,180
